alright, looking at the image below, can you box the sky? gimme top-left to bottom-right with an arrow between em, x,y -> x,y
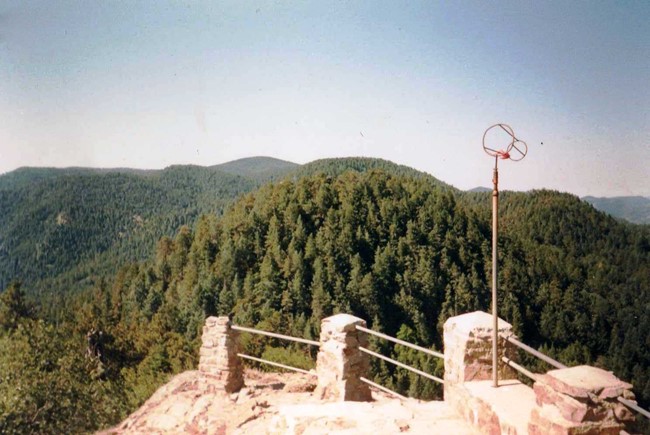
1,1 -> 648,197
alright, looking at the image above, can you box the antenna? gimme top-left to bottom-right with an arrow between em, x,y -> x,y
483,123 -> 528,388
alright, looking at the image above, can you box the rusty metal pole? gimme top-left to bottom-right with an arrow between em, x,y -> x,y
492,158 -> 499,388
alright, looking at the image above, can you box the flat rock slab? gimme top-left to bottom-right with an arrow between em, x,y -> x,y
321,313 -> 365,333
445,311 -> 512,336
540,365 -> 633,399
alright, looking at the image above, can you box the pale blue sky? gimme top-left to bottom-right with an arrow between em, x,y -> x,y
1,1 -> 648,196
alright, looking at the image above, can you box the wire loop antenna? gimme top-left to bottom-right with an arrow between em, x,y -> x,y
482,123 -> 528,388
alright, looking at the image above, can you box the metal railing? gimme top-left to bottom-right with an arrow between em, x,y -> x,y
359,346 -> 444,384
356,325 -> 444,359
360,376 -> 406,400
500,333 -> 649,421
503,335 -> 566,369
232,325 -> 320,347
237,353 -> 316,377
618,397 -> 650,420
231,323 -> 413,400
229,321 -> 649,420
232,324 -> 319,376
501,355 -> 538,381
355,324 -> 444,399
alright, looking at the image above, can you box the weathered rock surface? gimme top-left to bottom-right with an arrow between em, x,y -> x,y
99,369 -> 479,434
528,365 -> 636,434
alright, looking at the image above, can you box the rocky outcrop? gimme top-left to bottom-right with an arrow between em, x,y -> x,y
99,369 -> 478,434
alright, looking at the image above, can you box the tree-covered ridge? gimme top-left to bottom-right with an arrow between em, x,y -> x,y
213,156 -> 299,181
0,167 -> 156,191
286,157 -> 456,191
0,161 -> 286,296
0,157 -> 454,301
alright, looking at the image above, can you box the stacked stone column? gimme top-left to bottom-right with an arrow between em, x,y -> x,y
198,316 -> 244,393
443,310 -> 516,389
443,311 -> 518,433
315,314 -> 372,402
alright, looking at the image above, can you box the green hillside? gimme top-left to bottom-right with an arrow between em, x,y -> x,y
0,167 -> 156,191
288,157 -> 455,191
0,157 -> 452,300
583,195 -> 650,225
0,159 -> 297,298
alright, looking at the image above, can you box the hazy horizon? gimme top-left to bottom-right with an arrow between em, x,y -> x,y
2,1 -> 648,197
4,154 -> 649,200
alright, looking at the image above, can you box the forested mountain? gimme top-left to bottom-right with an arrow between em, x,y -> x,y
0,157 -> 449,301
290,157 -> 455,191
213,156 -> 298,181
467,186 -> 491,193
0,159 -> 296,299
1,159 -> 648,433
583,195 -> 650,225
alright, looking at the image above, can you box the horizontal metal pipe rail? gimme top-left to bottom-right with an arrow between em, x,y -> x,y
501,334 -> 567,369
360,376 -> 406,400
355,325 -> 444,359
237,353 -> 316,377
359,346 -> 444,384
232,324 -> 320,347
502,356 -> 538,382
618,397 -> 650,420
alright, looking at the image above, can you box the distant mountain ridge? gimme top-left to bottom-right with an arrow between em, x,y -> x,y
466,186 -> 650,225
212,156 -> 298,180
0,158 -> 296,297
582,195 -> 650,225
291,157 -> 455,191
467,186 -> 491,193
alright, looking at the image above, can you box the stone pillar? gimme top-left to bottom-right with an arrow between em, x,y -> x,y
315,314 -> 371,402
198,316 -> 244,393
443,311 -> 521,434
443,310 -> 516,390
529,365 -> 635,434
